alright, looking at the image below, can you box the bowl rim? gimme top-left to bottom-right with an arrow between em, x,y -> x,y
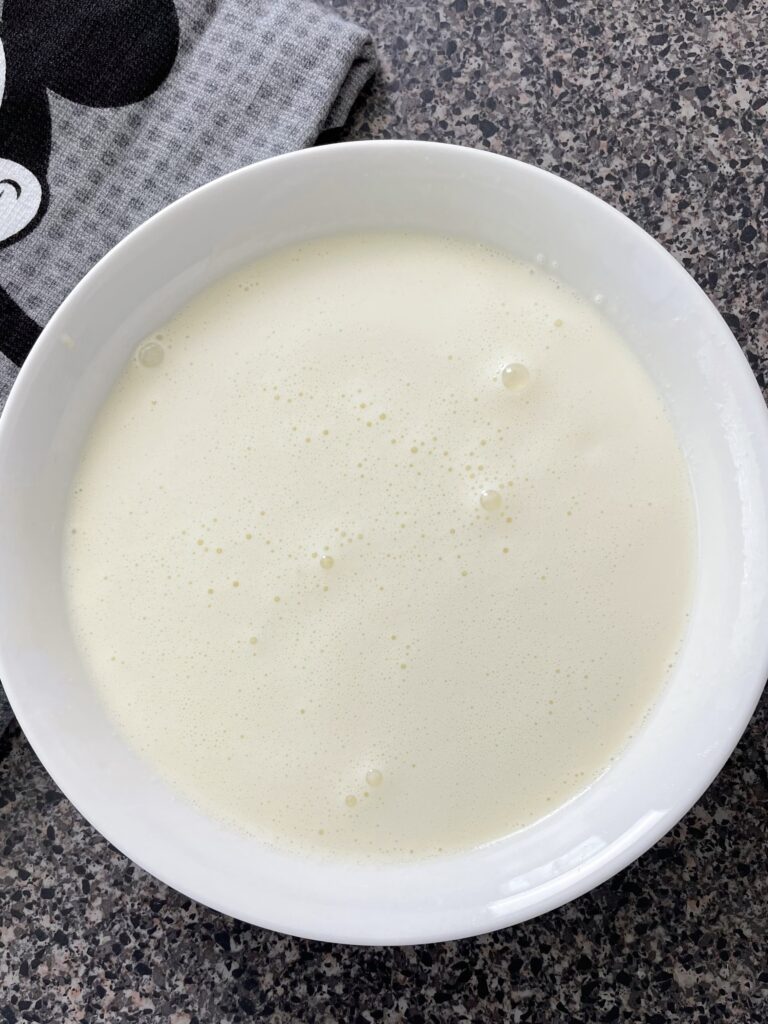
2,139 -> 768,945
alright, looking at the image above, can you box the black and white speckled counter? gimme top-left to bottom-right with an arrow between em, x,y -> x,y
2,1 -> 767,1020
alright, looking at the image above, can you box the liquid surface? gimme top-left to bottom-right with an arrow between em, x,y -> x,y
64,233 -> 695,860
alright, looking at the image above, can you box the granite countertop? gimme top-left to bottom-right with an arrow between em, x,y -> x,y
2,1 -> 767,1021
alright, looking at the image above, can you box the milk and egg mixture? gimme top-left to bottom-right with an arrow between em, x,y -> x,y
64,233 -> 694,859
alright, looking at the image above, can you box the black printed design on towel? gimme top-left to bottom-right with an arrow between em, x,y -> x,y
0,285 -> 37,364
0,0 -> 180,365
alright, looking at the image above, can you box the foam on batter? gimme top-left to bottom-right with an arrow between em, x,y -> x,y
64,232 -> 695,860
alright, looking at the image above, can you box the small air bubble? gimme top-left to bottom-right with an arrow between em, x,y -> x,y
501,363 -> 530,391
480,489 -> 502,512
137,341 -> 164,368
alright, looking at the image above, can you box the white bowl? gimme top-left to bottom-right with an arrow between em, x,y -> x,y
1,141 -> 767,946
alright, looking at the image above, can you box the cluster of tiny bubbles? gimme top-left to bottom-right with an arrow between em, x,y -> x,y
343,769 -> 384,813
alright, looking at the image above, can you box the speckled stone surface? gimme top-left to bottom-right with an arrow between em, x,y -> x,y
2,1 -> 767,1020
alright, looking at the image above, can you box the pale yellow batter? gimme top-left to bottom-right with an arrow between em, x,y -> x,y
64,233 -> 695,860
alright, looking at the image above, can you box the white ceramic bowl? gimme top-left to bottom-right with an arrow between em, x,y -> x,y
1,141 -> 767,946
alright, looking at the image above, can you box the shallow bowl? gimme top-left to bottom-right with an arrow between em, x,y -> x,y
1,141 -> 767,945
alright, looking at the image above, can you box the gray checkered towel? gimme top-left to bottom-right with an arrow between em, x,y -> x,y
0,0 -> 376,733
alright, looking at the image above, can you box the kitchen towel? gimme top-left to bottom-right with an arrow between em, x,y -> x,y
0,0 -> 376,732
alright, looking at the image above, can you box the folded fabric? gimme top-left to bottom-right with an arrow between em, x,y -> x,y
0,0 -> 376,733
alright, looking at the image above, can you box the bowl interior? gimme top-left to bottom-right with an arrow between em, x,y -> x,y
1,141 -> 767,945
